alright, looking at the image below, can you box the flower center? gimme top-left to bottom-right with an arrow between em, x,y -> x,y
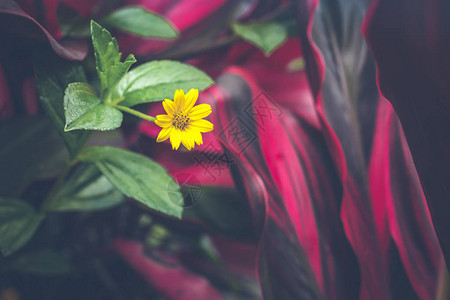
172,111 -> 190,130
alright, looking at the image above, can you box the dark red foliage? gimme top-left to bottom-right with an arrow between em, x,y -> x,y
0,0 -> 87,61
113,238 -> 225,300
363,0 -> 450,269
369,98 -> 443,299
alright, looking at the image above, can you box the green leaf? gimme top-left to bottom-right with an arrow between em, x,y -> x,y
33,48 -> 90,157
111,60 -> 214,107
78,146 -> 183,218
49,164 -> 124,211
104,6 -> 178,39
90,20 -> 136,97
232,22 -> 288,56
91,20 -> 121,73
64,82 -> 123,131
0,117 -> 68,196
0,198 -> 44,256
99,54 -> 136,99
9,249 -> 71,275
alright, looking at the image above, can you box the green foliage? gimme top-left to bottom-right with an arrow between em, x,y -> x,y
101,55 -> 136,100
90,20 -> 136,98
104,6 -> 178,38
64,82 -> 123,131
232,21 -> 288,55
54,21 -> 216,222
78,146 -> 183,218
146,224 -> 170,246
9,249 -> 72,275
63,22 -> 212,131
111,60 -> 214,107
34,50 -> 90,157
91,20 -> 121,74
0,5 -> 270,297
0,198 -> 44,256
0,117 -> 67,197
49,164 -> 124,212
0,18 -> 217,259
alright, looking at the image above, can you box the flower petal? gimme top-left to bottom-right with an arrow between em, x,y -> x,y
190,119 -> 214,132
156,126 -> 172,143
155,120 -> 171,128
189,104 -> 212,120
156,114 -> 172,122
163,99 -> 176,115
181,132 -> 195,150
174,89 -> 185,111
155,114 -> 173,128
190,130 -> 203,145
188,133 -> 196,149
183,89 -> 199,111
170,128 -> 182,150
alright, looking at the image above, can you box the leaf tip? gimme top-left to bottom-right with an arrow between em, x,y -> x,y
64,124 -> 73,132
90,20 -> 100,32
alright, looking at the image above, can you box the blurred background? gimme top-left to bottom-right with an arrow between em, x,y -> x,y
1,0 -> 449,299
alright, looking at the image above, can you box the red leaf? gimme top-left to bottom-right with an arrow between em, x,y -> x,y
207,67 -> 361,299
295,0 -> 391,297
0,0 -> 86,61
113,238 -> 224,300
363,0 -> 450,268
369,98 -> 444,299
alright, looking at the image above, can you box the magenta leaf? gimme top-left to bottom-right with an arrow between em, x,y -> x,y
207,69 -> 364,299
113,238 -> 224,300
297,0 -> 444,297
369,98 -> 443,299
363,0 -> 450,270
296,0 -> 390,297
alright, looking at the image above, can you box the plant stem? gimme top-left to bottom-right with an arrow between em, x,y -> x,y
40,159 -> 76,212
110,96 -> 125,106
113,104 -> 156,122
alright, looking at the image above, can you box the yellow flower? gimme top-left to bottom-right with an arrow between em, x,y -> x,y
155,89 -> 213,150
